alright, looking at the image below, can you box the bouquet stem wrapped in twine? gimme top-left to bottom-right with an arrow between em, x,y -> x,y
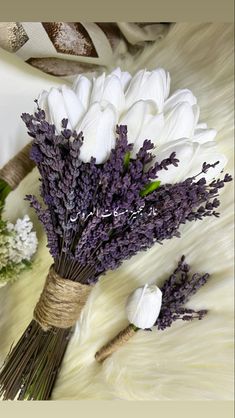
95,324 -> 137,363
0,142 -> 34,191
34,266 -> 92,331
0,265 -> 92,400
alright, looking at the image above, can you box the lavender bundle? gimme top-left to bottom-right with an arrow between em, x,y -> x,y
0,107 -> 232,400
95,256 -> 210,363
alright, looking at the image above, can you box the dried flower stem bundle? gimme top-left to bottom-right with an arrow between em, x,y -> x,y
95,256 -> 210,363
0,107 -> 231,400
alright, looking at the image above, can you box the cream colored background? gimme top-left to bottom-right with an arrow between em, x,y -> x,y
0,23 -> 234,400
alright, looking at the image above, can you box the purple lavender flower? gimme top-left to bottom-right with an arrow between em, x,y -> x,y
155,256 -> 210,331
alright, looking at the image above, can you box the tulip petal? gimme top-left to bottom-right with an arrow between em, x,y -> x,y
156,139 -> 227,183
192,104 -> 200,127
102,75 -> 125,112
188,141 -> 227,182
37,90 -> 50,121
111,67 -> 132,90
120,72 -> 132,91
77,103 -> 116,164
73,75 -> 92,110
120,100 -> 155,142
147,69 -> 171,111
119,100 -> 164,154
196,122 -> 208,129
61,85 -> 85,129
160,102 -> 196,144
164,89 -> 197,112
125,68 -> 170,112
155,139 -> 200,183
47,88 -> 70,132
193,127 -> 217,143
95,104 -> 117,163
125,69 -> 147,107
137,112 -> 164,149
90,72 -> 106,104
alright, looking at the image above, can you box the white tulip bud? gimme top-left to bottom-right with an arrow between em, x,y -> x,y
125,284 -> 162,329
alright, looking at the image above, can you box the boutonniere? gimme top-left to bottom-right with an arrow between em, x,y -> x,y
95,256 -> 210,362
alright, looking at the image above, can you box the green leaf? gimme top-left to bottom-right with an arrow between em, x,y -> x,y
131,324 -> 140,332
140,180 -> 161,197
123,151 -> 131,169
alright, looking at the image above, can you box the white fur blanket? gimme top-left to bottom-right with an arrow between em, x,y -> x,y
0,23 -> 234,400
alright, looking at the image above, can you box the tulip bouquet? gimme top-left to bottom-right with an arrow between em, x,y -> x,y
0,68 -> 232,400
95,256 -> 210,363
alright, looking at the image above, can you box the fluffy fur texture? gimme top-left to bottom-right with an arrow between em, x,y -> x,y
0,23 -> 234,400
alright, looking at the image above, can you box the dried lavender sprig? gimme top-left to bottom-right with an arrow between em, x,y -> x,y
155,255 -> 210,330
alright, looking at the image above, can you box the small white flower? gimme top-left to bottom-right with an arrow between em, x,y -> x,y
6,215 -> 38,264
125,284 -> 162,329
38,67 -> 226,179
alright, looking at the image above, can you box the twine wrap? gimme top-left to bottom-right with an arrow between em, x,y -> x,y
95,324 -> 137,363
33,266 -> 92,331
0,142 -> 35,190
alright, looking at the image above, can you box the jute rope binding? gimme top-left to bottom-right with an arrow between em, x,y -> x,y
95,324 -> 137,363
0,142 -> 35,190
33,265 -> 92,331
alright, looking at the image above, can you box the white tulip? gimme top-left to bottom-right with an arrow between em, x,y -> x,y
77,102 -> 117,164
155,139 -> 227,183
90,72 -> 126,112
126,284 -> 162,329
111,67 -> 132,90
154,139 -> 200,183
38,67 -> 226,178
162,89 -> 216,145
38,85 -> 85,132
125,68 -> 170,112
119,100 -> 164,155
159,102 -> 199,144
73,75 -> 92,110
186,140 -> 227,181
